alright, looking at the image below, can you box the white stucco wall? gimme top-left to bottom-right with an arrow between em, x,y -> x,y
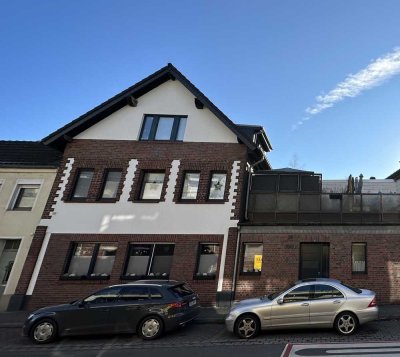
0,168 -> 57,298
43,159 -> 240,235
74,80 -> 238,143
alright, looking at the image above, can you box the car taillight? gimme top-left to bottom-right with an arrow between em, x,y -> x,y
168,302 -> 183,309
368,297 -> 377,307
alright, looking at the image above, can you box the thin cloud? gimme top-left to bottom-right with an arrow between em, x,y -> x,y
293,47 -> 400,131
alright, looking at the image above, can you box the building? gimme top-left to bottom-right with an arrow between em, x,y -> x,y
14,64 -> 272,309
239,168 -> 400,303
0,141 -> 60,311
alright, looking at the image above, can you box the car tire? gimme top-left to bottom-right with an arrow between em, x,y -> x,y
138,315 -> 163,340
334,312 -> 358,335
234,314 -> 260,339
30,318 -> 58,344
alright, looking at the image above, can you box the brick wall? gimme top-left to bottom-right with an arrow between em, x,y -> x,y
15,226 -> 47,294
26,233 -> 224,311
43,140 -> 248,218
235,232 -> 400,304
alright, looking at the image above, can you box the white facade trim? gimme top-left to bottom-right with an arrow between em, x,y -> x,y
26,232 -> 51,296
217,160 -> 240,292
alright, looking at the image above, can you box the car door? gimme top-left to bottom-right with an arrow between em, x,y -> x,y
107,285 -> 151,333
270,285 -> 313,328
60,286 -> 121,335
309,284 -> 345,326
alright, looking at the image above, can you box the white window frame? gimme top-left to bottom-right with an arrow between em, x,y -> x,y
7,179 -> 43,211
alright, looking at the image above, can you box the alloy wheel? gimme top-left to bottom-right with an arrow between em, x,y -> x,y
33,322 -> 54,342
237,316 -> 258,338
337,314 -> 356,334
141,318 -> 161,338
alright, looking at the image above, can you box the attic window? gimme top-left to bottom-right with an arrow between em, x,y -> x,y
139,115 -> 187,141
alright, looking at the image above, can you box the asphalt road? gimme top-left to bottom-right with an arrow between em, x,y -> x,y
1,319 -> 400,357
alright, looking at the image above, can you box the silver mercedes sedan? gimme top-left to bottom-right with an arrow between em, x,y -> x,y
226,278 -> 378,338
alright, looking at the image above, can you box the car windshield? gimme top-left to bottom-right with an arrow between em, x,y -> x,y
265,283 -> 295,300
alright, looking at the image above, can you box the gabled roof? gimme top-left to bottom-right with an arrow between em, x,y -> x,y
42,63 -> 270,155
0,141 -> 61,168
387,168 -> 400,180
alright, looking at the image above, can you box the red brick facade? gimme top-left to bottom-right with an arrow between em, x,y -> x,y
236,230 -> 400,304
26,233 -> 224,310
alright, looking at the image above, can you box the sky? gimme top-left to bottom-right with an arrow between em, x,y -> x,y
1,0 -> 400,179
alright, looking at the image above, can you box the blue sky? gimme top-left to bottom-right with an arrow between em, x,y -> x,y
1,0 -> 400,179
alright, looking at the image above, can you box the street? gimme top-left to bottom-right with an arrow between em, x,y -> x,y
1,319 -> 400,357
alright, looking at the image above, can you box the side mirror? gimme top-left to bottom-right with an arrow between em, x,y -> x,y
78,300 -> 86,308
277,298 -> 284,305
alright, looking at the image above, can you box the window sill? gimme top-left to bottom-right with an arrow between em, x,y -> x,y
132,199 -> 162,203
9,207 -> 33,211
240,272 -> 262,276
60,275 -> 110,281
193,274 -> 216,280
96,198 -> 119,203
205,200 -> 226,204
121,275 -> 170,280
352,272 -> 368,275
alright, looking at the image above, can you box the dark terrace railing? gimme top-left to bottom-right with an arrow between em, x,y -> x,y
247,192 -> 400,224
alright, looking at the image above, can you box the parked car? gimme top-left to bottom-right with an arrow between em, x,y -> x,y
23,280 -> 200,343
225,278 -> 378,339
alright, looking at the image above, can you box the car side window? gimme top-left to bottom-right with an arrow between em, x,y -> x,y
150,287 -> 163,299
118,286 -> 150,302
84,287 -> 121,304
283,285 -> 312,303
313,284 -> 344,300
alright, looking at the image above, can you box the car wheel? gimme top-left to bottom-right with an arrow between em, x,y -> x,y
30,318 -> 58,344
138,316 -> 163,340
335,312 -> 358,335
235,314 -> 260,339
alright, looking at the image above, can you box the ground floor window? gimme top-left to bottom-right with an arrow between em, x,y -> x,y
352,243 -> 367,273
124,243 -> 175,279
241,243 -> 263,274
64,243 -> 117,279
195,243 -> 219,279
0,239 -> 21,293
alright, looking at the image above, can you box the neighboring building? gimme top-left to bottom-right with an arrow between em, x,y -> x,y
387,169 -> 400,193
239,168 -> 400,304
14,64 -> 272,309
323,177 -> 397,194
0,141 -> 60,311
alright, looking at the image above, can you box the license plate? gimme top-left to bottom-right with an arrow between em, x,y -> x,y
189,300 -> 197,307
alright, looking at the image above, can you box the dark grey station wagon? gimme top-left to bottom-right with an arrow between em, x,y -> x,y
23,280 -> 200,343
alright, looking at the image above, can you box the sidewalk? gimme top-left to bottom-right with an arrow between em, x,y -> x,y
0,305 -> 399,328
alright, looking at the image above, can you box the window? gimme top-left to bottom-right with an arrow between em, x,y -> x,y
84,287 -> 121,304
313,284 -> 344,300
283,285 -> 312,303
208,173 -> 227,200
11,185 -> 40,211
139,115 -> 187,141
118,286 -> 150,302
195,244 -> 219,278
352,243 -> 367,273
170,283 -> 194,298
64,243 -> 117,279
181,172 -> 200,200
140,172 -> 165,200
71,170 -> 94,199
124,243 -> 175,279
242,243 -> 263,274
100,170 -> 122,200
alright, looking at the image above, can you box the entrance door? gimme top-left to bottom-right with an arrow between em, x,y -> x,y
300,243 -> 329,279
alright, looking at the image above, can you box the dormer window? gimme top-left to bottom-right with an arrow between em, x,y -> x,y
139,115 -> 187,141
